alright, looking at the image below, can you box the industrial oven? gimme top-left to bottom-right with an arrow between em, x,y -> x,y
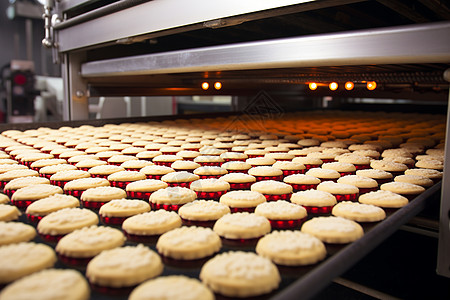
16,0 -> 450,298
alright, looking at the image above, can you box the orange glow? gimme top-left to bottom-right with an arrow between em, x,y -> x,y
214,82 -> 222,90
201,82 -> 209,90
345,82 -> 354,90
367,81 -> 377,90
329,82 -> 338,91
308,82 -> 318,90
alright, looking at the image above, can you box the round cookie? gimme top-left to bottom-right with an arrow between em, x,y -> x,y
380,182 -> 425,199
213,212 -> 271,240
122,210 -> 182,236
37,208 -> 99,236
219,172 -> 256,190
88,164 -> 125,178
404,168 -> 443,182
0,204 -> 21,221
63,177 -> 110,197
25,194 -> 80,220
140,165 -> 174,179
107,170 -> 146,188
11,184 -> 63,208
0,269 -> 89,300
0,169 -> 40,187
80,186 -> 127,209
305,168 -> 340,181
156,226 -> 221,260
256,230 -> 327,266
39,164 -> 77,178
394,174 -> 434,188
3,176 -> 50,197
125,179 -> 168,200
86,244 -> 163,288
248,166 -> 283,181
291,189 -> 337,212
0,242 -> 57,284
283,174 -> 321,191
332,201 -> 386,222
221,161 -> 252,173
189,178 -> 230,200
316,181 -> 359,202
301,216 -> 364,244
75,159 -> 107,170
49,169 -> 90,187
219,190 -> 266,212
358,190 -> 409,208
0,222 -> 36,245
200,251 -> 280,298
178,200 -> 230,222
149,186 -> 197,211
250,180 -> 293,202
120,159 -> 153,171
193,166 -> 228,179
99,199 -> 150,225
170,160 -> 201,172
56,226 -> 125,259
129,275 -> 214,300
161,171 -> 200,187
356,169 -> 393,185
254,200 -> 307,229
337,175 -> 378,194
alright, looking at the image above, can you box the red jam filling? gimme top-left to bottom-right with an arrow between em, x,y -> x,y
354,164 -> 371,170
11,199 -> 35,209
90,174 -> 109,179
40,173 -> 52,179
109,181 -> 132,189
3,189 -> 15,197
101,215 -> 127,225
108,161 -> 124,166
254,175 -> 283,182
221,237 -> 261,246
246,154 -> 265,158
50,180 -> 68,188
263,193 -> 292,201
358,187 -> 379,194
81,200 -> 106,209
150,203 -> 183,212
282,169 -> 305,176
123,231 -> 159,243
153,161 -> 174,167
229,207 -> 255,213
58,254 -> 92,266
145,174 -> 164,180
197,162 -> 222,167
181,218 -> 216,228
338,171 -> 356,177
318,177 -> 339,182
304,205 -> 334,214
229,182 -> 253,190
198,175 -> 223,179
39,233 -> 65,243
303,164 -> 322,170
123,167 -> 144,172
64,189 -> 84,198
226,169 -> 250,174
334,193 -> 359,202
167,182 -> 192,188
27,214 -> 43,224
195,190 -> 227,200
22,161 -> 33,167
223,158 -> 246,162
160,151 -> 178,155
30,166 -> 41,172
0,181 -> 8,189
321,159 -> 335,163
126,191 -> 153,200
289,183 -> 319,192
77,167 -> 91,171
269,218 -> 306,229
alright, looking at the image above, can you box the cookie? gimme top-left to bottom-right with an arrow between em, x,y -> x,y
129,275 -> 214,300
193,166 -> 228,179
107,170 -> 146,189
256,230 -> 326,266
29,158 -> 67,170
63,177 -> 110,197
170,160 -> 201,172
25,194 -> 80,221
3,176 -> 50,197
283,174 -> 321,191
140,165 -> 175,179
86,244 -> 163,288
394,174 -> 434,188
39,164 -> 77,179
0,204 -> 21,221
125,179 -> 168,200
149,186 -> 197,211
301,216 -> 364,243
332,201 -> 386,222
358,190 -> 409,208
99,199 -> 150,225
122,210 -> 182,236
75,159 -> 107,171
156,226 -> 221,260
161,171 -> 200,187
0,169 -> 40,188
37,208 -> 99,236
200,251 -> 280,297
248,166 -> 283,181
250,180 -> 293,201
178,200 -> 230,222
11,184 -> 63,209
316,181 -> 359,202
219,173 -> 256,190
80,186 -> 127,209
189,179 -> 230,200
56,226 -> 125,258
213,212 -> 271,239
322,162 -> 356,176
221,161 -> 252,173
254,200 -> 307,229
355,168 -> 393,185
50,169 -> 90,187
337,175 -> 378,194
380,182 -> 425,200
0,222 -> 36,245
0,269 -> 89,300
305,168 -> 340,181
88,164 -> 125,178
219,190 -> 266,212
0,242 -> 57,284
404,168 -> 443,183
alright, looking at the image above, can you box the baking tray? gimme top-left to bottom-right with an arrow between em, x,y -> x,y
9,182 -> 440,300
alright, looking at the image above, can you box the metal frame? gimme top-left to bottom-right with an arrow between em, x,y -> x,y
81,22 -> 450,77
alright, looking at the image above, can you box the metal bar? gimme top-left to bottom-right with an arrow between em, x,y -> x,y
333,277 -> 401,300
55,0 -> 366,52
81,22 -> 450,78
437,69 -> 450,278
62,52 -> 89,120
272,183 -> 441,300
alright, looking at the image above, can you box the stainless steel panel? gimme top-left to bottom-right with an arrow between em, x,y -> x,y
56,0 -> 359,52
81,22 -> 450,77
